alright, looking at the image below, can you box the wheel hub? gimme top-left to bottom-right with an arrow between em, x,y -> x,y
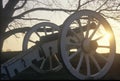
82,38 -> 98,53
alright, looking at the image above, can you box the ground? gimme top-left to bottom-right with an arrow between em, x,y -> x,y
1,52 -> 120,80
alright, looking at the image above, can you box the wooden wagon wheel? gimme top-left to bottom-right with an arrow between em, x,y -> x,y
59,10 -> 116,80
22,22 -> 62,73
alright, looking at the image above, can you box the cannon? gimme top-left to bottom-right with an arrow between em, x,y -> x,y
1,10 -> 116,80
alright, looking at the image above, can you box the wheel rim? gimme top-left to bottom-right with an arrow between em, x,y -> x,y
60,10 -> 115,80
23,22 -> 62,73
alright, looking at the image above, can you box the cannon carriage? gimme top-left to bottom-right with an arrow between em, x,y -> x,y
1,10 -> 116,80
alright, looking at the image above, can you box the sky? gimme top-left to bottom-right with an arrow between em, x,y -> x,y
2,0 -> 120,54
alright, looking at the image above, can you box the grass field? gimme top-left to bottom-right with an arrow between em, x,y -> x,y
1,51 -> 120,80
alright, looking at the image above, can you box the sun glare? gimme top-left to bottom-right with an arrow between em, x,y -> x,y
95,31 -> 112,54
103,32 -> 111,41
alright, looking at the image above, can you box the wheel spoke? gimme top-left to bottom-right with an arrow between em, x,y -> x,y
68,49 -> 81,60
54,54 -> 61,64
85,17 -> 91,38
49,56 -> 52,70
85,55 -> 91,76
70,29 -> 80,41
29,39 -> 36,44
67,42 -> 81,48
76,52 -> 84,71
35,31 -> 41,39
90,55 -> 101,71
89,22 -> 100,40
51,28 -> 54,34
77,20 -> 84,40
40,58 -> 46,69
43,26 -> 47,35
98,45 -> 110,48
96,53 -> 108,62
94,35 -> 104,41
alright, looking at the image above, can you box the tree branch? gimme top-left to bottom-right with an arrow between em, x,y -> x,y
101,13 -> 120,21
116,3 -> 120,11
95,0 -> 108,11
19,17 -> 50,21
99,9 -> 120,12
80,0 -> 94,8
1,27 -> 30,40
14,0 -> 27,11
13,0 -> 95,20
13,7 -> 76,19
76,0 -> 81,11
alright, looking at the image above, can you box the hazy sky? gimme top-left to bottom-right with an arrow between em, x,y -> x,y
2,0 -> 120,54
